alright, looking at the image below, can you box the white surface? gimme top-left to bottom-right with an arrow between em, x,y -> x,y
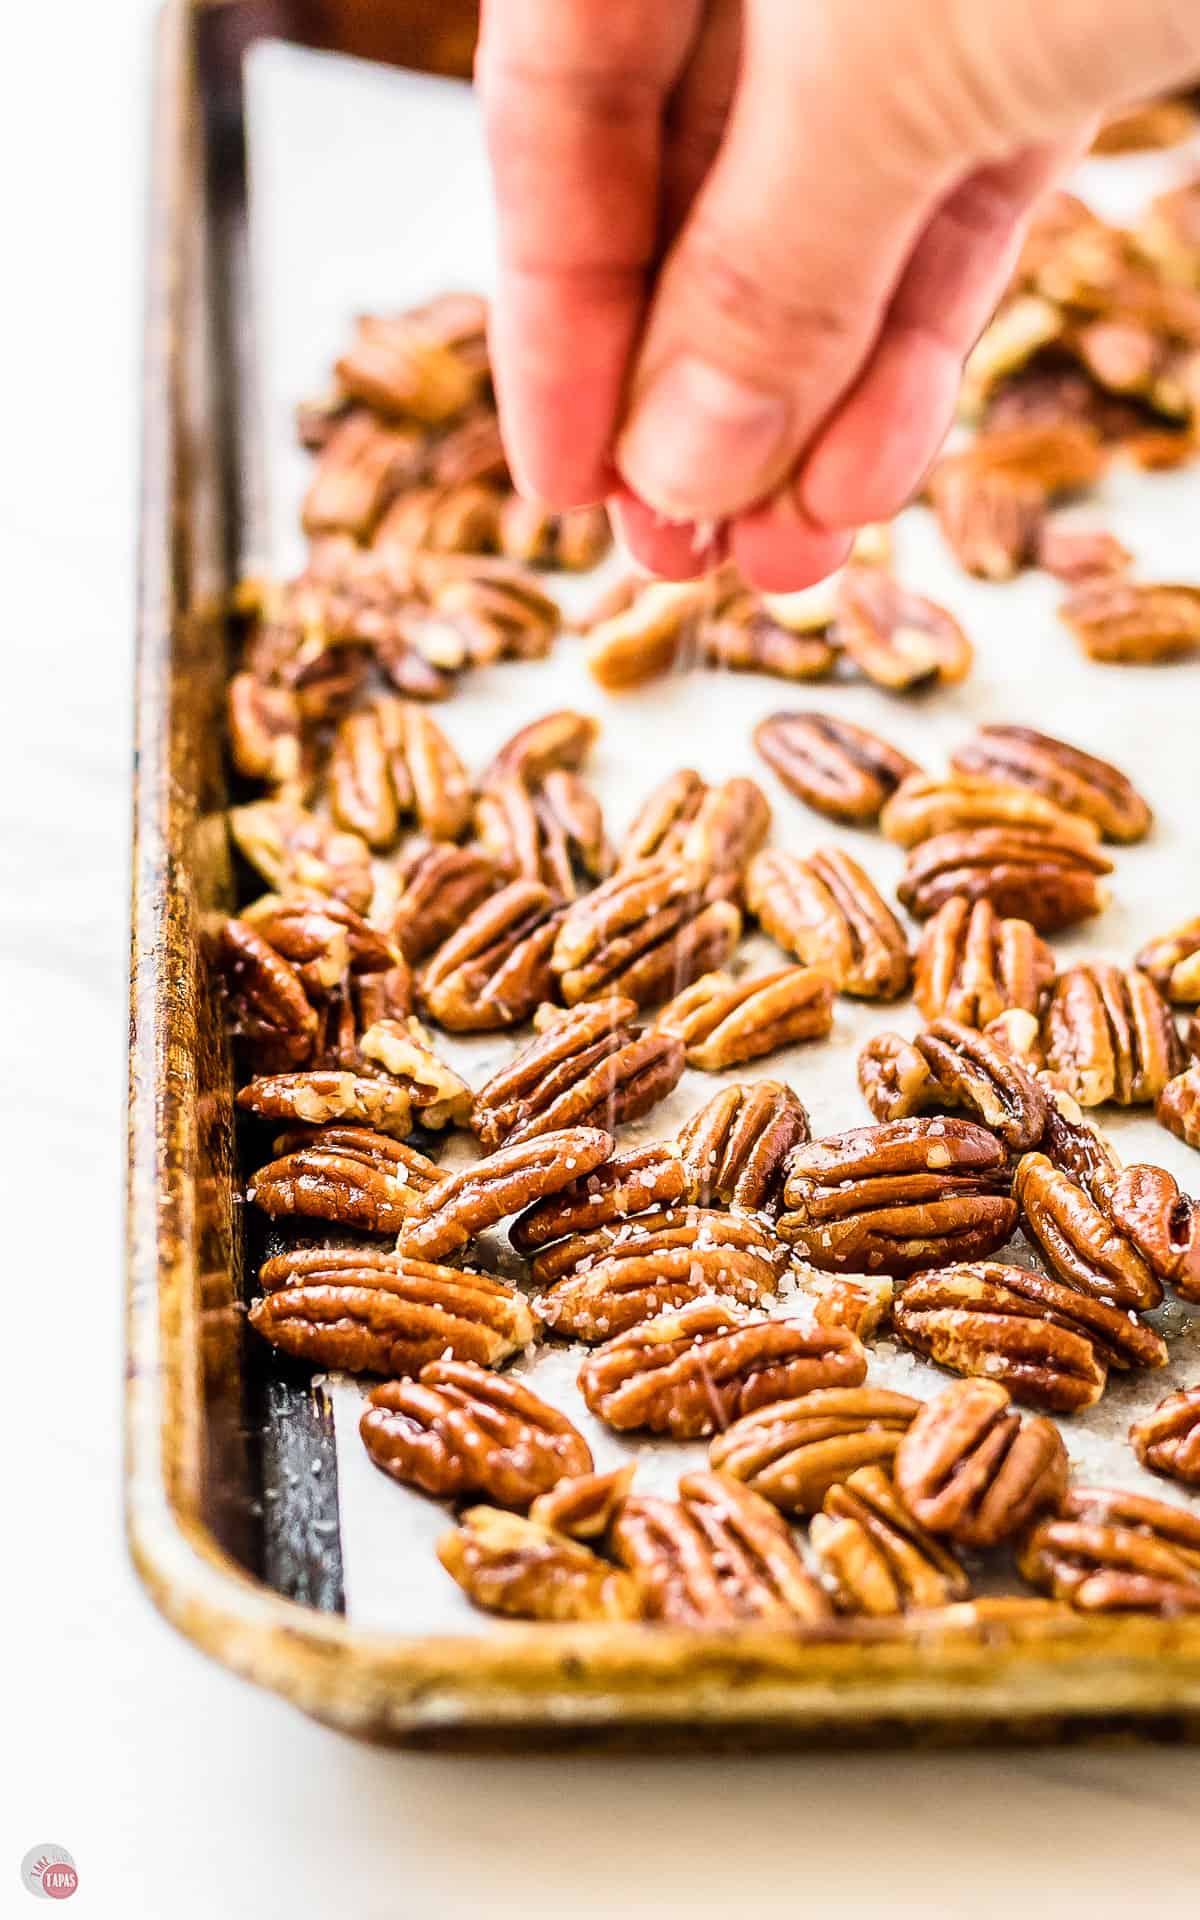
5,6 -> 1200,1915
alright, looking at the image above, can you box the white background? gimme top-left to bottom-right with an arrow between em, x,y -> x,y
5,2 -> 1200,1915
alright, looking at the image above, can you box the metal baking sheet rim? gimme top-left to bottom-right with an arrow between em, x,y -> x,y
126,0 -> 1200,1742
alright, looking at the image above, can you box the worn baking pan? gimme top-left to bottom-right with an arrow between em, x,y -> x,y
127,0 -> 1200,1742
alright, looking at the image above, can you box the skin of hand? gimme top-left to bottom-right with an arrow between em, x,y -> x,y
477,0 -> 1200,587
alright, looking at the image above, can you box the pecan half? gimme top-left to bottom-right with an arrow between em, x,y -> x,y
897,825 -> 1112,932
1102,1162 -> 1200,1303
249,1250 -> 536,1376
437,1507 -> 640,1622
927,463 -> 1045,580
656,966 -> 835,1069
247,1125 -> 441,1232
833,568 -> 973,690
242,890 -> 399,996
481,709 -> 600,789
236,1069 -> 416,1138
361,1361 -> 592,1506
913,897 -> 1055,1027
912,1018 -> 1050,1152
371,480 -> 502,557
810,1466 -> 970,1615
675,778 -> 772,880
856,1033 -> 940,1125
708,1387 -> 921,1515
1017,1487 -> 1200,1614
418,879 -> 564,1031
229,801 -> 374,913
893,1378 -> 1067,1548
410,553 -> 561,665
330,697 -> 473,850
470,998 -> 684,1148
528,1464 -> 637,1541
779,1119 -> 1016,1275
301,411 -> 425,541
698,601 -> 837,682
334,300 -> 487,421
950,724 -> 1152,843
892,1262 -> 1167,1412
497,496 -> 611,569
677,1080 -> 810,1213
378,842 -> 502,964
1131,1389 -> 1200,1489
1159,1063 -> 1200,1149
219,919 -> 320,1071
1043,964 -> 1183,1106
618,769 -> 707,867
578,1298 -> 867,1439
752,711 -> 921,824
746,846 -> 910,1000
398,1127 -> 613,1261
1035,521 -> 1132,585
475,769 -> 611,901
584,579 -> 711,690
551,859 -> 741,1009
611,1471 -> 830,1624
880,773 -> 1100,850
1014,1151 -> 1162,1309
1136,917 -> 1200,1003
509,1142 -> 688,1255
1059,580 -> 1200,663
534,1209 -> 782,1341
227,673 -> 305,790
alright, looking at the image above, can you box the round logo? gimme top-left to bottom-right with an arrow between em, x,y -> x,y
20,1848 -> 78,1902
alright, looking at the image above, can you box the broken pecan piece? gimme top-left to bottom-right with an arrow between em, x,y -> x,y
1131,1389 -> 1200,1489
356,1016 -> 473,1128
833,568 -> 973,690
362,1361 -> 592,1507
1014,1151 -> 1162,1310
752,711 -> 921,825
676,1080 -> 810,1214
437,1508 -> 640,1623
856,1033 -> 940,1125
534,1209 -> 782,1341
528,1464 -> 637,1541
250,1251 -> 536,1376
551,859 -> 741,1009
378,842 -> 502,965
913,897 -> 1055,1027
237,1069 -> 416,1138
1043,963 -> 1183,1106
470,998 -> 684,1148
893,1378 -> 1067,1549
1017,1487 -> 1200,1614
1060,580 -> 1200,663
578,1297 -> 867,1439
746,846 -> 910,1000
810,1466 -> 970,1616
892,1262 -> 1167,1412
709,1387 -> 921,1515
1159,1063 -> 1200,1150
950,724 -> 1152,843
880,773 -> 1100,850
656,966 -> 835,1069
779,1118 -> 1016,1275
418,879 -> 564,1031
611,1471 -> 831,1624
247,1125 -> 441,1232
897,825 -> 1112,932
1136,916 -> 1200,1003
229,801 -> 374,913
398,1127 -> 613,1261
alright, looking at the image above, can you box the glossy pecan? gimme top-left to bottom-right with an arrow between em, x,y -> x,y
880,773 -> 1100,850
361,1361 -> 592,1506
1102,1162 -> 1200,1303
229,800 -> 374,913
475,767 -> 612,900
914,1018 -> 1050,1152
418,879 -> 565,1031
832,568 -> 973,690
927,463 -> 1045,580
356,1017 -> 473,1128
378,842 -> 502,964
334,298 -> 488,421
411,554 -> 560,665
437,1507 -> 640,1622
1136,916 -> 1200,1003
584,579 -> 711,690
398,1126 -> 613,1261
301,411 -> 425,540
790,1273 -> 895,1341
1059,580 -> 1200,663
509,1142 -> 689,1255
470,998 -> 684,1148
618,769 -> 707,867
752,711 -> 921,825
534,1209 -> 783,1340
708,1387 -> 922,1515
1014,1151 -> 1162,1309
313,965 -> 416,1068
950,724 -> 1152,844
746,846 -> 910,1000
810,1466 -> 970,1616
242,890 -> 398,996
611,1471 -> 831,1624
897,825 -> 1112,932
1131,1388 -> 1200,1489
528,1463 -> 637,1541
697,599 -> 837,682
1017,1487 -> 1200,1614
676,1080 -> 811,1213
249,1250 -> 536,1376
893,1378 -> 1067,1548
779,1118 -> 1016,1275
329,697 -> 473,850
1159,1063 -> 1200,1150
227,672 -> 305,790
246,1125 -> 441,1232
373,477 -> 502,555
219,920 -> 319,1071
656,966 -> 835,1070
1043,963 -> 1183,1106
236,1069 -> 416,1138
856,1033 -> 940,1125
913,897 -> 1055,1027
892,1262 -> 1167,1412
551,859 -> 741,1010
616,773 -> 769,880
578,1297 -> 867,1439
481,709 -> 600,789
497,497 -> 612,572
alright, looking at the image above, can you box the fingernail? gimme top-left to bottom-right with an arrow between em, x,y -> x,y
616,357 -> 790,520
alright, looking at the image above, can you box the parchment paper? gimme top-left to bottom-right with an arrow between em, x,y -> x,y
246,40 -> 1200,1633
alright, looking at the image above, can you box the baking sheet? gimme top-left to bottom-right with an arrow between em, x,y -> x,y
246,39 -> 1200,1635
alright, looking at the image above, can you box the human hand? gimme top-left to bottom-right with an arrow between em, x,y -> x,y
477,0 -> 1200,586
